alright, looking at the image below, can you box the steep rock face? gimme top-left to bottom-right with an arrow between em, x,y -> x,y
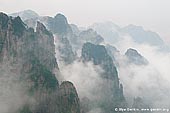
58,81 -> 81,113
20,13 -> 105,59
125,48 -> 148,65
26,21 -> 59,90
82,42 -> 118,80
45,14 -> 76,65
0,12 -> 82,113
0,12 -> 59,113
18,13 -> 76,65
32,21 -> 58,71
0,13 -> 27,62
81,42 -> 126,113
105,44 -> 120,65
44,14 -> 104,58
55,35 -> 76,64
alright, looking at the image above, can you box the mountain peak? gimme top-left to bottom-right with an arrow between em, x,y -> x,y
1,14 -> 27,36
23,9 -> 38,13
125,24 -> 143,30
125,48 -> 148,65
54,13 -> 68,25
126,48 -> 139,56
11,16 -> 27,36
55,13 -> 67,19
0,12 -> 8,18
46,13 -> 71,34
122,24 -> 164,46
9,10 -> 39,21
13,16 -> 24,24
58,81 -> 81,113
36,21 -> 47,33
0,12 -> 9,29
60,81 -> 75,90
89,21 -> 120,44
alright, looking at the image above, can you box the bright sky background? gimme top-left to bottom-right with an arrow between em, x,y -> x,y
0,0 -> 170,43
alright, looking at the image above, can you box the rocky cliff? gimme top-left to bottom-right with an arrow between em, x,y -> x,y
23,13 -> 105,60
58,81 -> 81,113
81,42 -> 126,113
44,14 -> 76,65
0,12 -> 81,113
0,12 -> 60,113
20,13 -> 76,65
82,42 -> 118,80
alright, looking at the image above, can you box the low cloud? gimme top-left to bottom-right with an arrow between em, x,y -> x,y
59,61 -> 105,101
114,35 -> 170,107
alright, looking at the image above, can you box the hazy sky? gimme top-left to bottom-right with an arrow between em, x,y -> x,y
0,0 -> 170,43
